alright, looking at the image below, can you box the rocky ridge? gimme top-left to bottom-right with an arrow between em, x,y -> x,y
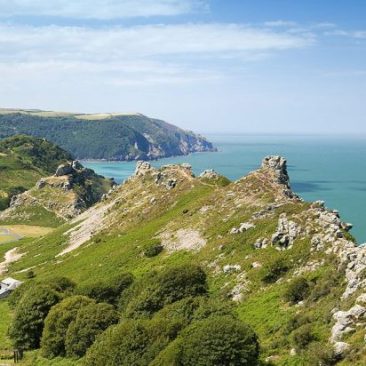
4,154 -> 366,364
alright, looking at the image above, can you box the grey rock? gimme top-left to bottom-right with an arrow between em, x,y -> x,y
134,161 -> 152,176
55,163 -> 73,177
199,169 -> 219,179
261,155 -> 290,187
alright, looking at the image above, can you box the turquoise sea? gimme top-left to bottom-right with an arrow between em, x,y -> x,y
83,135 -> 366,243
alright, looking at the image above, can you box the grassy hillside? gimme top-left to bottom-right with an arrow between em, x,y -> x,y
0,135 -> 73,210
0,109 -> 216,161
1,157 -> 365,365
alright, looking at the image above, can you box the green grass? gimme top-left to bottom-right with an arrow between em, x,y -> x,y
0,301 -> 12,349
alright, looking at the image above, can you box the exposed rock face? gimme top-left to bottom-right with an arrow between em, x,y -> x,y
55,163 -> 74,177
200,169 -> 220,179
261,155 -> 290,187
271,213 -> 301,249
135,161 -> 154,176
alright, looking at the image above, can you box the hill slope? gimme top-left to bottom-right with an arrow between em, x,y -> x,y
0,135 -> 73,210
2,156 -> 366,364
0,109 -> 216,161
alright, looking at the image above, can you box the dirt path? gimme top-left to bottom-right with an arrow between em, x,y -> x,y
58,201 -> 115,256
0,248 -> 24,275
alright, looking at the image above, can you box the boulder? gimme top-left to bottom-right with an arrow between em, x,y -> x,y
55,163 -> 73,177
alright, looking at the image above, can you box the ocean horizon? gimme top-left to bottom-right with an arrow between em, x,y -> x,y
83,134 -> 366,244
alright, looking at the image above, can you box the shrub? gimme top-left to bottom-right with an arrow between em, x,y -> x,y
177,316 -> 259,366
193,297 -> 235,321
306,342 -> 337,365
144,243 -> 164,258
45,277 -> 76,294
124,265 -> 208,318
153,297 -> 203,327
7,281 -> 35,309
25,270 -> 36,279
41,296 -> 95,358
309,270 -> 343,302
284,277 -> 310,304
9,285 -> 60,349
65,302 -> 119,358
78,273 -> 133,305
262,258 -> 289,283
284,314 -> 311,336
292,324 -> 316,349
84,319 -> 177,366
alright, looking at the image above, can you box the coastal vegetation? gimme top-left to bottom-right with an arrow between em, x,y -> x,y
0,138 -> 366,365
0,110 -> 216,161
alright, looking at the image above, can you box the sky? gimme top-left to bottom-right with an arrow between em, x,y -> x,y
0,0 -> 365,134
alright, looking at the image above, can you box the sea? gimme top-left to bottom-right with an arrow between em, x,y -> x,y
83,134 -> 366,244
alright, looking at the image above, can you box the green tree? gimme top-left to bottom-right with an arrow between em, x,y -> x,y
9,285 -> 60,349
124,265 -> 208,318
65,302 -> 119,358
78,272 -> 133,305
177,316 -> 259,366
84,319 -> 178,366
41,295 -> 94,358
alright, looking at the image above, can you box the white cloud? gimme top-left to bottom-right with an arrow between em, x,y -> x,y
0,23 -> 313,63
264,20 -> 298,28
0,0 -> 208,19
0,22 -> 313,86
324,29 -> 366,39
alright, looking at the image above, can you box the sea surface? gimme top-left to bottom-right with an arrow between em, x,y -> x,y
83,135 -> 366,243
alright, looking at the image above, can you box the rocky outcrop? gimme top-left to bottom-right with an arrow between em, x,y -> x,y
200,169 -> 220,179
271,213 -> 301,249
261,156 -> 290,187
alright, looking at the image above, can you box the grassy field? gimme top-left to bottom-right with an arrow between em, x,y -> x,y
0,226 -> 53,238
0,301 -> 12,349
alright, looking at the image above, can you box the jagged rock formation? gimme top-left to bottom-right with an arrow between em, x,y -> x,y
0,160 -> 114,223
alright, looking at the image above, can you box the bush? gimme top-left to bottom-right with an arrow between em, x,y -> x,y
65,302 -> 119,358
284,314 -> 311,336
177,316 -> 259,366
153,297 -> 203,327
9,285 -> 60,349
144,243 -> 164,258
7,281 -> 35,309
284,277 -> 310,304
306,342 -> 337,365
193,297 -> 235,321
262,258 -> 289,283
124,265 -> 208,318
292,324 -> 316,349
45,277 -> 76,294
309,270 -> 342,302
41,296 -> 95,358
84,319 -> 178,366
78,273 -> 133,305
25,270 -> 36,279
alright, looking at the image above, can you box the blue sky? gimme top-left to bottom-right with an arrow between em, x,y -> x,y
0,0 -> 365,134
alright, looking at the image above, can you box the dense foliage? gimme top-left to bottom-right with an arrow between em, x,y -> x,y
41,296 -> 95,358
65,302 -> 119,358
123,264 -> 208,318
176,316 -> 259,366
8,285 -> 60,349
0,113 -> 214,160
77,273 -> 134,306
